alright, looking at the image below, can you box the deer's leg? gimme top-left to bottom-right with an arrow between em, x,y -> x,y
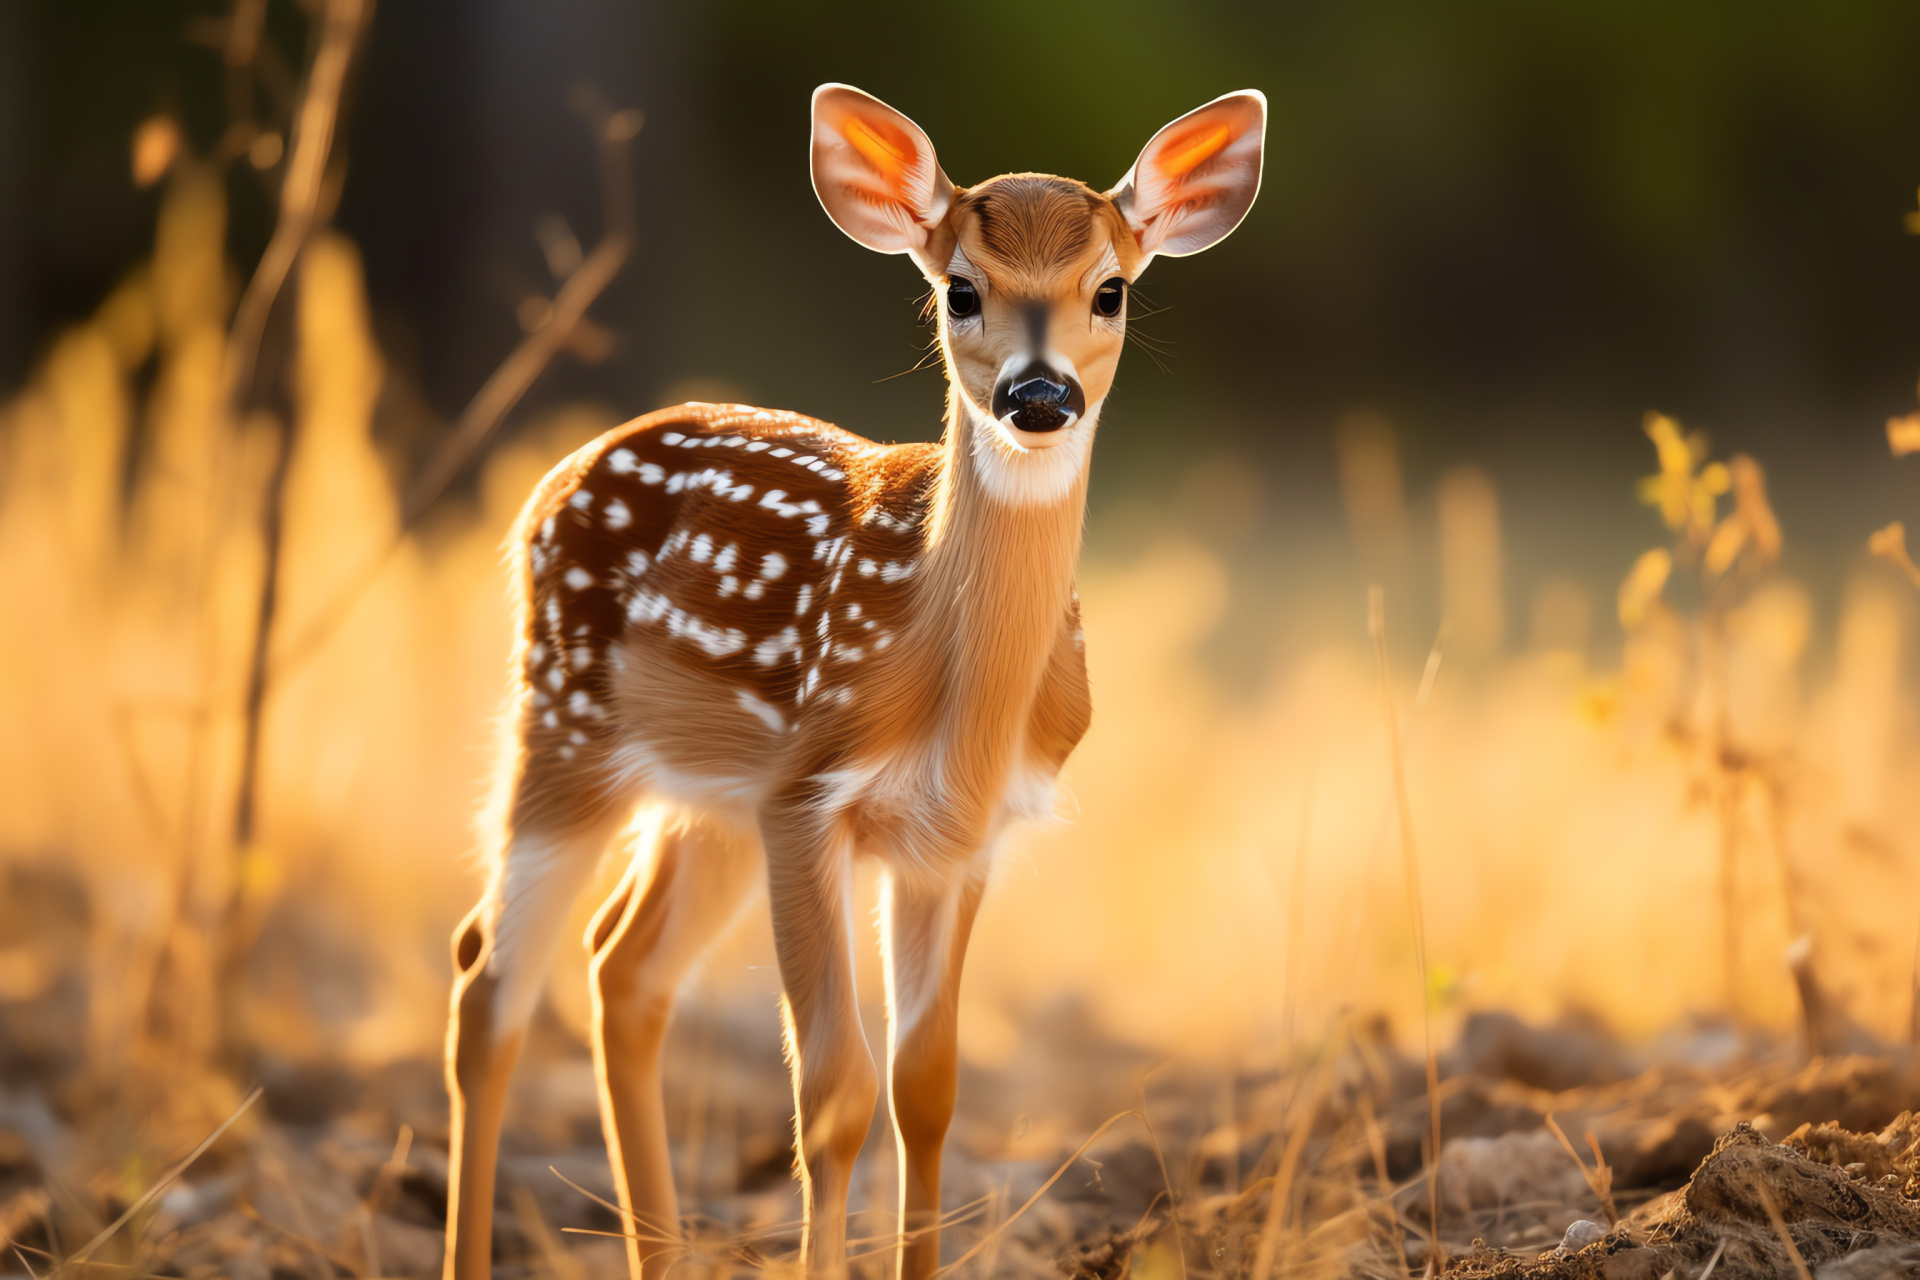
589,812 -> 763,1280
766,824 -> 876,1278
882,864 -> 987,1280
445,818 -> 618,1280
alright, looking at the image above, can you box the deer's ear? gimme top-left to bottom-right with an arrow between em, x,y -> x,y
811,84 -> 954,264
1109,91 -> 1266,261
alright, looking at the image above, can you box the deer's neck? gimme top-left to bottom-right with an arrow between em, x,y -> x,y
903,396 -> 1090,764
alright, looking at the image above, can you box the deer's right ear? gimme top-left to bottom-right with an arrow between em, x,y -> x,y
811,84 -> 954,266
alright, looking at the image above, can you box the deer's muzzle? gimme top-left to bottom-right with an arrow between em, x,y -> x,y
992,363 -> 1086,434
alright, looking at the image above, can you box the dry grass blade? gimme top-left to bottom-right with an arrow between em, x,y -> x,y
1753,1182 -> 1811,1280
1251,1048 -> 1334,1279
56,1087 -> 263,1273
510,1183 -> 586,1280
931,1109 -> 1150,1278
1697,1237 -> 1727,1278
1133,1085 -> 1190,1280
1368,585 -> 1445,1273
1541,1113 -> 1617,1227
546,1166 -> 688,1251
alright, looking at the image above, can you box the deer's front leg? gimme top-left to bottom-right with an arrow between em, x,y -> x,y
883,861 -> 987,1280
766,817 -> 877,1278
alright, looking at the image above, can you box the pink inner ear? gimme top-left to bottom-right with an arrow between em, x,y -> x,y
843,116 -> 912,187
1153,122 -> 1235,182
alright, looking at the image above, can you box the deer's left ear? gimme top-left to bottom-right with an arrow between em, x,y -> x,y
811,84 -> 955,267
1110,91 -> 1266,261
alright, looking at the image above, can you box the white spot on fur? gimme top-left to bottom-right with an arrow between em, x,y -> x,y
744,579 -> 765,600
758,490 -> 824,519
806,514 -> 830,536
745,440 -> 770,452
881,560 -> 916,582
639,462 -> 665,485
564,566 -> 593,591
569,646 -> 594,671
770,447 -> 793,458
736,689 -> 786,733
754,626 -> 801,665
604,498 -> 631,530
690,533 -> 713,563
796,584 -> 813,615
626,549 -> 652,576
661,432 -> 685,445
718,575 -> 739,597
713,543 -> 739,573
545,665 -> 565,692
761,551 -> 788,580
608,448 -> 638,473
570,489 -> 594,510
858,558 -> 878,577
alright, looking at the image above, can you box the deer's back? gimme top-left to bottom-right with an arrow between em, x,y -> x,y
509,403 -> 941,823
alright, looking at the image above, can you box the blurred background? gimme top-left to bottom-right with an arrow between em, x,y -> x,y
6,2 -> 1920,1251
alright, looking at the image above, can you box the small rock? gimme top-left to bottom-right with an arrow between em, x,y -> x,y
1559,1219 -> 1608,1253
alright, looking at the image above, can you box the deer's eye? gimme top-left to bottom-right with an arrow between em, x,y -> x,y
946,278 -> 978,318
1094,277 -> 1126,318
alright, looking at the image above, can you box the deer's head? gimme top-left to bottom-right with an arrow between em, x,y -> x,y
811,84 -> 1266,505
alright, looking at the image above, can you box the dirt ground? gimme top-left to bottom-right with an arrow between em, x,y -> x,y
5,861 -> 1920,1279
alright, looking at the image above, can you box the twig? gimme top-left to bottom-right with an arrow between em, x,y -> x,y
1697,1237 -> 1727,1279
1754,1182 -> 1811,1280
267,96 -> 642,684
1369,585 -> 1445,1273
225,0 -> 374,1059
56,1087 -> 263,1273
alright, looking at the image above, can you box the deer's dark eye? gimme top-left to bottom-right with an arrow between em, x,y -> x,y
946,278 -> 978,318
1094,276 -> 1126,318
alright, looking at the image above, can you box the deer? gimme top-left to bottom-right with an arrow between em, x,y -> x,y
442,82 -> 1266,1280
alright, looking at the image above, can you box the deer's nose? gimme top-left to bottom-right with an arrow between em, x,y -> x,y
991,361 -> 1086,433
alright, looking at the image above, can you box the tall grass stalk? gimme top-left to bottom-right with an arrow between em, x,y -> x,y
1368,585 -> 1444,1273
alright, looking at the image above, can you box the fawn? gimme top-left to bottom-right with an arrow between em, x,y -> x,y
443,83 -> 1265,1280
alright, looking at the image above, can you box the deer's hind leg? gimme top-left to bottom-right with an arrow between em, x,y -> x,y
445,800 -> 627,1280
589,810 -> 764,1280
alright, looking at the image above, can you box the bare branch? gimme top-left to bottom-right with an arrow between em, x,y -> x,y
267,95 -> 641,680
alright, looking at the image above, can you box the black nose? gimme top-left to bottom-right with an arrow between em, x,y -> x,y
991,363 -> 1087,433
1010,376 -> 1070,408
